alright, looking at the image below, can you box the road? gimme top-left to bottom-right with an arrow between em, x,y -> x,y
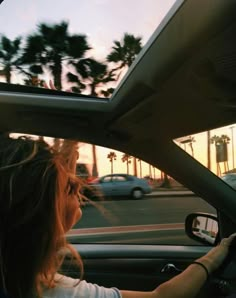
67,194 -> 216,245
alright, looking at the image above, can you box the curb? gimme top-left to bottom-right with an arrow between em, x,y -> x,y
146,192 -> 196,198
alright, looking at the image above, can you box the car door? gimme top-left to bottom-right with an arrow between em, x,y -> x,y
99,175 -> 115,197
111,175 -> 131,196
62,244 -> 212,298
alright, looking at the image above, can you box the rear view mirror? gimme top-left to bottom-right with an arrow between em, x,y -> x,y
185,213 -> 219,246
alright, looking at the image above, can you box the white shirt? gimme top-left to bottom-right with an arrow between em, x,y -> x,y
43,274 -> 122,298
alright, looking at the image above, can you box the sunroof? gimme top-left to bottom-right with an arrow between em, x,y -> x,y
0,0 -> 176,98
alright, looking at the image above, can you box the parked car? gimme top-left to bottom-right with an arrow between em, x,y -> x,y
221,173 -> 236,190
84,174 -> 152,199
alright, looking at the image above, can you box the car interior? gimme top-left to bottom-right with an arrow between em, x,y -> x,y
1,0 -> 236,297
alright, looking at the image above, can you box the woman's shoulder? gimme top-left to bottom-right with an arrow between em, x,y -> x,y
43,274 -> 122,298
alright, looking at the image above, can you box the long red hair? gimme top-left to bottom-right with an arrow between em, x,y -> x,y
0,136 -> 83,298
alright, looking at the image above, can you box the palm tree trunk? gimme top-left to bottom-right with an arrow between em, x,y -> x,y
53,56 -> 62,90
90,83 -> 97,96
149,164 -> 152,178
133,157 -> 137,176
127,161 -> 129,174
189,142 -> 194,157
153,167 -> 156,179
139,160 -> 142,178
111,160 -> 113,175
92,144 -> 98,177
6,65 -> 11,84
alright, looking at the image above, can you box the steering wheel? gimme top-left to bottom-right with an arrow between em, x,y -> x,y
209,238 -> 236,296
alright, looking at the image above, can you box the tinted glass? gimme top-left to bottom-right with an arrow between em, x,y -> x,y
0,0 -> 176,98
174,124 -> 236,188
10,133 -> 215,245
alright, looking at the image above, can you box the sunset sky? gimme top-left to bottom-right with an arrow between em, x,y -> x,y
0,0 -> 176,59
2,0 -> 236,178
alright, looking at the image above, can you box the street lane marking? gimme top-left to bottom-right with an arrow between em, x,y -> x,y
67,223 -> 184,236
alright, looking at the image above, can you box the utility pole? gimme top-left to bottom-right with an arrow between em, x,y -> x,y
207,131 -> 211,170
133,157 -> 137,176
149,164 -> 152,179
230,126 -> 235,169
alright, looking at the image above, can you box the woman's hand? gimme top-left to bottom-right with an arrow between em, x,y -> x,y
121,234 -> 236,298
197,233 -> 236,273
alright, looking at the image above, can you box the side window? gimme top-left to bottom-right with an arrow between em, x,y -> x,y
102,176 -> 112,183
113,176 -> 127,182
11,133 -> 216,246
68,141 -> 216,246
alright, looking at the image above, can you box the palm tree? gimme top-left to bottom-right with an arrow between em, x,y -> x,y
24,75 -> 44,87
66,72 -> 86,94
210,134 -> 230,175
121,153 -> 132,174
107,151 -> 117,174
188,136 -> 196,157
67,59 -> 116,178
0,35 -> 22,83
21,22 -> 90,173
100,87 -> 115,98
210,134 -> 230,146
133,157 -> 138,176
149,164 -> 152,179
22,21 -> 91,90
84,59 -> 116,96
107,34 -> 142,173
153,166 -> 156,180
107,33 -> 142,79
67,58 -> 116,96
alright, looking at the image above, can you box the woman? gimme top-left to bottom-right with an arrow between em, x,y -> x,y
0,135 -> 235,298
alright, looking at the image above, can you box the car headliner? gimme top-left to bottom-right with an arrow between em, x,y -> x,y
1,0 -> 236,223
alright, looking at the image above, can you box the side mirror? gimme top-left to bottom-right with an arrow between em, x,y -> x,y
185,213 -> 219,246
